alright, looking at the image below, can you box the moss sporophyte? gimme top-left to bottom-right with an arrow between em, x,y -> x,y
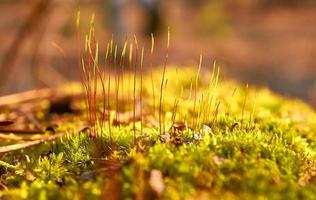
0,14 -> 316,200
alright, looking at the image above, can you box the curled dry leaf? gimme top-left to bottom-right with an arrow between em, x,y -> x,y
231,122 -> 239,131
173,122 -> 186,131
45,124 -> 59,133
79,126 -> 91,133
149,169 -> 165,197
213,156 -> 225,165
26,171 -> 36,181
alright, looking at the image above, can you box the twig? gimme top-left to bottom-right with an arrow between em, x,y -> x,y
0,133 -> 43,141
0,88 -> 56,107
0,131 -> 67,153
0,121 -> 15,127
0,129 -> 44,134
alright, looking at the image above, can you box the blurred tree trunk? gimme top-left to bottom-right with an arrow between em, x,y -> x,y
0,0 -> 52,94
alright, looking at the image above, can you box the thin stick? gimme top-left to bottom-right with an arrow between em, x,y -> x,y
0,88 -> 56,107
0,133 -> 49,141
0,132 -> 67,153
0,129 -> 44,134
0,121 -> 15,127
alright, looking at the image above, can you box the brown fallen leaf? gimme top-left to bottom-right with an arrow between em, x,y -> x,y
173,122 -> 186,131
101,172 -> 121,200
92,159 -> 122,172
0,181 -> 7,190
213,156 -> 225,165
26,171 -> 36,181
0,120 -> 15,127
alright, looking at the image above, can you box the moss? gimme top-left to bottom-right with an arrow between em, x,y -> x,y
1,67 -> 316,199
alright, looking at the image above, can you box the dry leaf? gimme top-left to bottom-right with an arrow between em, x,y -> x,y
149,169 -> 164,197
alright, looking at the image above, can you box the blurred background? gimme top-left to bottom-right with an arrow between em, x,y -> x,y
0,0 -> 315,106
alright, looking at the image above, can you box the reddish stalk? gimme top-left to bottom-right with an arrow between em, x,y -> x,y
199,94 -> 205,129
115,39 -> 128,126
184,78 -> 193,125
140,47 -> 144,136
171,68 -> 180,129
114,44 -> 119,125
87,18 -> 99,137
241,83 -> 249,125
92,43 -> 98,137
107,38 -> 114,144
249,92 -> 257,128
119,40 -> 128,110
101,43 -> 110,129
86,18 -> 98,136
212,101 -> 221,125
171,99 -> 179,130
162,79 -> 168,134
133,36 -> 139,144
76,11 -> 85,90
85,35 -> 92,135
159,28 -> 170,135
202,63 -> 213,126
128,43 -> 133,114
193,54 -> 202,130
150,34 -> 156,120
92,47 -> 107,140
204,62 -> 219,125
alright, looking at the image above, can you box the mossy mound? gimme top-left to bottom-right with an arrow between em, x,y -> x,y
0,67 -> 316,199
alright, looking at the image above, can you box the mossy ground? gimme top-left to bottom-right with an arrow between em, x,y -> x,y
0,67 -> 316,200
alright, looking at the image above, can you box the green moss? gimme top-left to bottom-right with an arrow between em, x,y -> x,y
1,67 -> 316,199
